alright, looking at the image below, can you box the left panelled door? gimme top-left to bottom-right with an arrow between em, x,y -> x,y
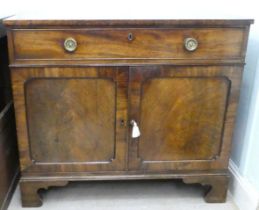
11,67 -> 128,173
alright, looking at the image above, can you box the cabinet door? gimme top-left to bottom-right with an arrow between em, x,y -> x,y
128,66 -> 242,171
12,67 -> 128,173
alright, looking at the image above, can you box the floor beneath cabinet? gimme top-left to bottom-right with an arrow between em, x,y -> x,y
8,180 -> 238,210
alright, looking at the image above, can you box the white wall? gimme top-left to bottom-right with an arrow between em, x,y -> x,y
0,0 -> 258,19
1,0 -> 259,207
233,23 -> 259,187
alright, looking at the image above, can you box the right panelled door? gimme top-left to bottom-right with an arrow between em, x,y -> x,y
128,65 -> 242,172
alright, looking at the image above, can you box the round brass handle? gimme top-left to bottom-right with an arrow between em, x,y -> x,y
184,37 -> 198,51
64,37 -> 77,52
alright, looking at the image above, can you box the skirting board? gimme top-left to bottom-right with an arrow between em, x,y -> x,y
229,159 -> 259,210
0,169 -> 19,210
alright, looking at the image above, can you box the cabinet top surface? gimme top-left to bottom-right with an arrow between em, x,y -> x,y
3,16 -> 254,28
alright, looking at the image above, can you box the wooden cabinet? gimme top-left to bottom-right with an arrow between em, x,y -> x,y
0,19 -> 19,210
4,18 -> 253,207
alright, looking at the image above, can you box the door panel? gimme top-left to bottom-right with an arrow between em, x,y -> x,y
128,66 -> 240,171
139,78 -> 228,161
26,78 -> 115,162
12,67 -> 128,173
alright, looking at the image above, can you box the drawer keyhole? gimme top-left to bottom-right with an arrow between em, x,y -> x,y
128,33 -> 134,41
120,119 -> 125,127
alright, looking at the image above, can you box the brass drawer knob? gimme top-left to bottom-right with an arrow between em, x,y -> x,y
64,37 -> 77,52
184,37 -> 198,51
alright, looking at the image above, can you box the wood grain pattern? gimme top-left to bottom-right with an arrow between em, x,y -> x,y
11,67 -> 128,173
20,180 -> 68,207
139,77 -> 229,161
3,19 -> 254,28
26,78 -> 115,163
128,65 -> 243,171
19,172 -> 228,206
4,19 -> 253,206
183,175 -> 229,203
13,28 -> 245,61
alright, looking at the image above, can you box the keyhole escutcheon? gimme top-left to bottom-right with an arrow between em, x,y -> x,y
128,33 -> 134,41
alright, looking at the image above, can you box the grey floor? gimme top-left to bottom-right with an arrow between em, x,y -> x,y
8,180 -> 239,210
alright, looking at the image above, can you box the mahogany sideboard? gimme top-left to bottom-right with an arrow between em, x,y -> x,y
3,18 -> 253,207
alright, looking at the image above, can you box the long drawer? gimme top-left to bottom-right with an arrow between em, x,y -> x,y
12,28 -> 246,60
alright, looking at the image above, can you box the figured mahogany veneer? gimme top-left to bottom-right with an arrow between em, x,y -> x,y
12,28 -> 245,60
4,19 -> 253,207
26,78 -> 116,163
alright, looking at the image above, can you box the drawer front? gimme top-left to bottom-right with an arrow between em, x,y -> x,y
12,28 -> 245,60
